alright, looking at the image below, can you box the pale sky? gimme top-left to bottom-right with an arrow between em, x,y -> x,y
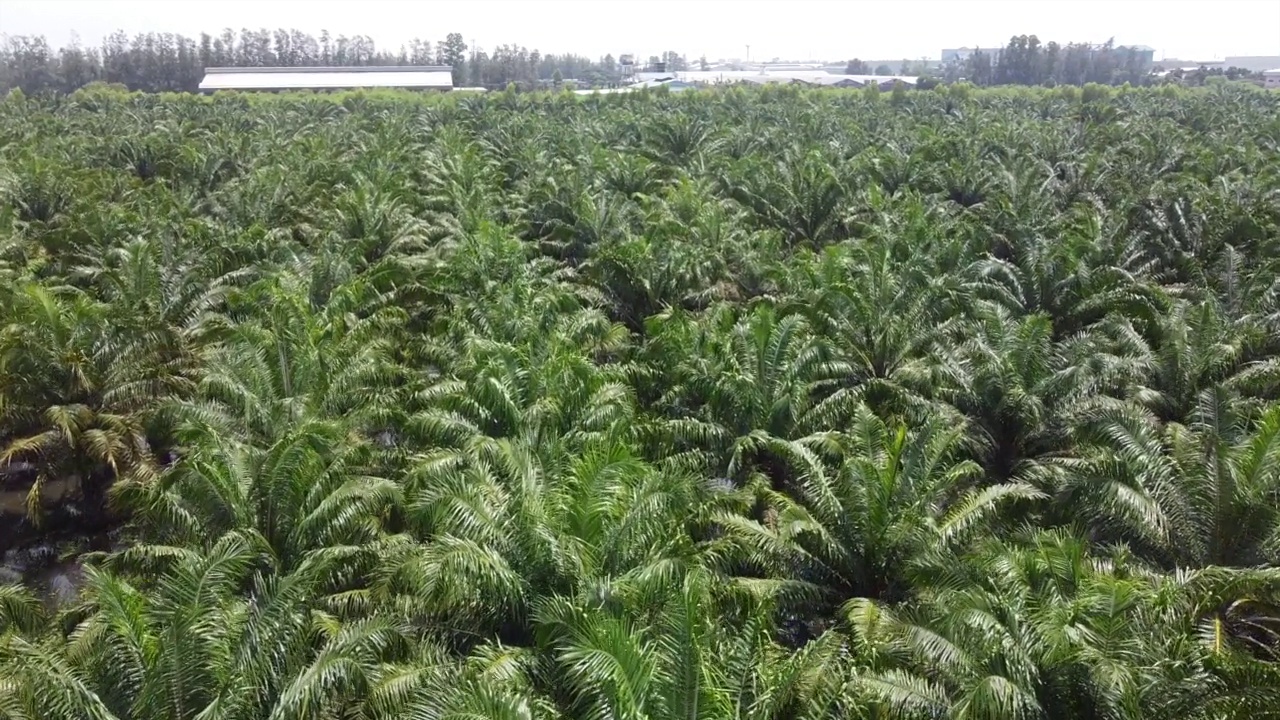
2,0 -> 1278,62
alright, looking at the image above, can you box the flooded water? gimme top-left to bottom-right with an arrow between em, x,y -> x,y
38,560 -> 85,605
0,468 -> 89,604
1,470 -> 127,607
0,474 -> 77,515
0,544 -> 78,603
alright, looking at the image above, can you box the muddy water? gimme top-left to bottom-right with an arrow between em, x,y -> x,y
0,543 -> 87,606
1,474 -> 95,606
0,475 -> 77,515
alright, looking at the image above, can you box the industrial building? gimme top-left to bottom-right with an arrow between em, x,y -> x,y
1119,45 -> 1156,69
941,47 -> 1005,64
574,69 -> 915,95
198,66 -> 455,92
629,69 -> 916,89
1225,56 -> 1280,73
574,78 -> 696,95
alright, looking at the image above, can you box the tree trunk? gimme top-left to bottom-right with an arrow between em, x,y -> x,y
79,468 -> 115,545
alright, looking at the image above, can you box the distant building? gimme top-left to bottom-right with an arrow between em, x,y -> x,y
752,63 -> 826,71
632,68 -> 902,85
1157,56 -> 1280,73
1155,59 -> 1226,71
633,79 -> 694,91
811,76 -> 867,88
1116,45 -> 1156,70
625,69 -> 917,90
574,78 -> 694,95
941,47 -> 1003,64
829,75 -> 918,89
1151,66 -> 1222,79
198,66 -> 455,92
834,60 -> 928,74
1225,56 -> 1280,73
1265,69 -> 1280,89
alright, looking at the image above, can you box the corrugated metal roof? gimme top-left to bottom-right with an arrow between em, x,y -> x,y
811,76 -> 867,87
199,66 -> 453,91
635,79 -> 693,89
844,74 -> 918,86
738,76 -> 808,85
574,79 -> 695,95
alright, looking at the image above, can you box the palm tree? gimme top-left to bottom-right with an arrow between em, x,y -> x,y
0,283 -> 177,528
724,146 -> 849,247
941,303 -> 1071,482
1131,299 -> 1274,424
535,569 -> 850,720
0,533 -> 425,720
716,405 -> 1040,623
398,437 -> 709,646
1061,396 -> 1280,569
845,527 -> 1250,720
408,303 -> 634,457
118,419 -> 401,573
177,273 -> 412,448
785,236 -> 967,423
581,177 -> 761,331
646,303 -> 848,485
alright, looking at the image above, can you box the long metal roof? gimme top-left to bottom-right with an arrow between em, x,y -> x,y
199,66 -> 454,91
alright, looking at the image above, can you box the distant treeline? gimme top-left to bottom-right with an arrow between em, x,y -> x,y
957,37 -> 1151,86
934,35 -> 1260,87
0,29 -> 1251,95
0,29 -> 656,93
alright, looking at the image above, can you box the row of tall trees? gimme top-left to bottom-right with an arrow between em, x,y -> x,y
0,29 -> 636,93
947,36 -> 1154,86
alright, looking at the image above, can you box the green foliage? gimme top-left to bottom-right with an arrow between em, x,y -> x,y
891,81 -> 909,106
1081,82 -> 1112,103
2,84 -> 1280,720
948,81 -> 974,102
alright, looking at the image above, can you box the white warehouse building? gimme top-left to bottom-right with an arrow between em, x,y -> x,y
198,66 -> 455,92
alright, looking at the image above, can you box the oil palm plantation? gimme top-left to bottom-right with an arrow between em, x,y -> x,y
3,81 -> 1280,720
